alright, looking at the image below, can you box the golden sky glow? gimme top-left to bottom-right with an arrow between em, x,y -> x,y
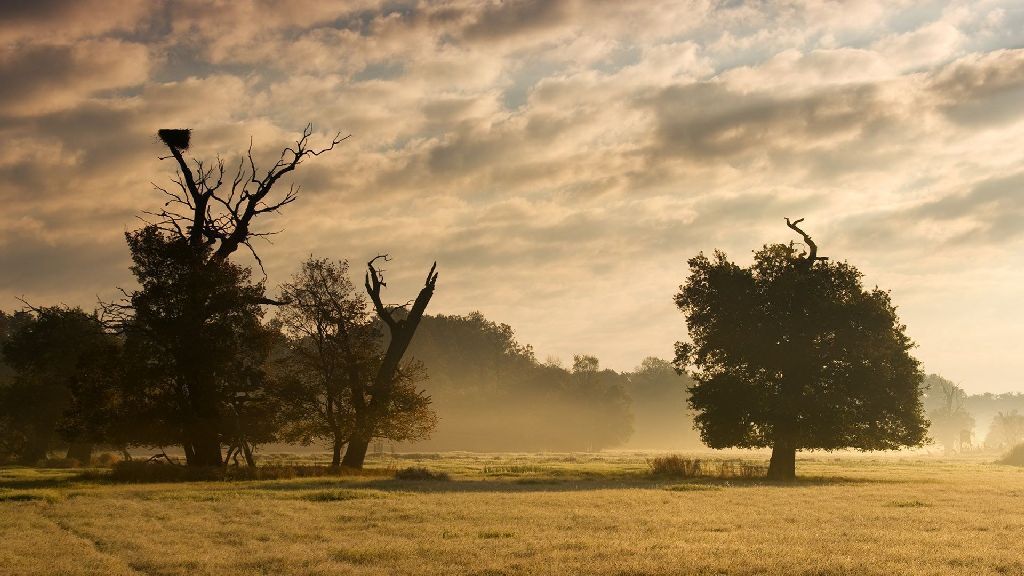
2,0 -> 1023,392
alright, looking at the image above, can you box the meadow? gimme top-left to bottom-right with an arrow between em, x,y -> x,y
2,451 -> 1023,576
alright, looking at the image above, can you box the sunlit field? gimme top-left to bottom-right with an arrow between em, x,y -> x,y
3,452 -> 1023,576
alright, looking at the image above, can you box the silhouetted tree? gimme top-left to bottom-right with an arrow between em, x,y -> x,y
674,219 -> 928,480
0,310 -> 32,462
110,126 -> 344,467
0,306 -> 117,464
342,256 -> 438,469
116,228 -> 277,466
276,257 -> 436,467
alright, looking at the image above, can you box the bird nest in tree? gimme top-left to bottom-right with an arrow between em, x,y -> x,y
157,128 -> 191,151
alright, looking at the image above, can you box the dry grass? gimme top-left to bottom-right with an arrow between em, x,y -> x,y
2,451 -> 1024,575
648,455 -> 767,479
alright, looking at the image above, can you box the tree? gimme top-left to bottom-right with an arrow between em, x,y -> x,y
922,374 -> 974,454
277,256 -> 437,468
0,306 -> 117,464
116,228 -> 277,466
674,219 -> 928,480
986,410 -> 1024,450
398,312 -> 635,452
341,256 -> 439,469
110,126 -> 344,467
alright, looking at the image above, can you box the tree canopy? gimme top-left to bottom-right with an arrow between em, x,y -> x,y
674,221 -> 928,480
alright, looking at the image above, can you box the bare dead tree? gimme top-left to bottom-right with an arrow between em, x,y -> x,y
149,124 -> 349,273
341,255 -> 438,469
118,126 -> 347,468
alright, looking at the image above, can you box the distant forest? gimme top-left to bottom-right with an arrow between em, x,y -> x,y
0,308 -> 700,459
402,312 -> 701,452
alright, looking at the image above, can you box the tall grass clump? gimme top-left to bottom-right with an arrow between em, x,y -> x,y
648,455 -> 766,479
394,466 -> 450,481
999,444 -> 1024,466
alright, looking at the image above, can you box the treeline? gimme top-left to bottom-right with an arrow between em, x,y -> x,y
0,252 -> 440,468
401,313 -> 701,452
922,374 -> 1024,453
0,301 -> 700,465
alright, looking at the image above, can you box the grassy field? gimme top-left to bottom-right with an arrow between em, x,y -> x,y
2,451 -> 1023,575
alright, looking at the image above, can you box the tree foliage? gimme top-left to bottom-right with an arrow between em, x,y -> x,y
275,257 -> 435,466
116,227 -> 278,465
674,222 -> 928,479
403,312 -> 634,451
0,307 -> 117,464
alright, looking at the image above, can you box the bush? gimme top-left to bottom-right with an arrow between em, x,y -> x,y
999,443 -> 1024,466
394,466 -> 450,481
648,455 -> 766,480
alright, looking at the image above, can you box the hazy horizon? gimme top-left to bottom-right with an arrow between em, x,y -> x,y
2,1 -> 1023,393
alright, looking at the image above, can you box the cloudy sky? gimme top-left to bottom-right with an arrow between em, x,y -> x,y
2,0 -> 1023,393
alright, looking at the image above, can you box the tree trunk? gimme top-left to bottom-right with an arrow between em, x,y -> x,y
65,442 -> 93,465
188,419 -> 223,467
767,440 -> 796,481
341,434 -> 370,469
241,441 -> 255,467
343,258 -> 438,470
331,437 -> 345,468
182,442 -> 196,466
20,421 -> 51,465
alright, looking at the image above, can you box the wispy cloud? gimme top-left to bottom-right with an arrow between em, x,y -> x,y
1,0 -> 1023,391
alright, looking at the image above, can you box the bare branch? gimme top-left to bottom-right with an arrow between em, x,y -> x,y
785,217 -> 828,269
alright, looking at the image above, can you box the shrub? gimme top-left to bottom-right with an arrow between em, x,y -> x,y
394,466 -> 450,481
648,455 -> 766,479
999,443 -> 1024,466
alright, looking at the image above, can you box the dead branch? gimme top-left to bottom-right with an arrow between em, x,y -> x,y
153,124 -> 349,264
785,217 -> 829,270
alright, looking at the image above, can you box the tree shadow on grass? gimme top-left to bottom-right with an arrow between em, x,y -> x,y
237,472 -> 893,495
0,465 -> 892,494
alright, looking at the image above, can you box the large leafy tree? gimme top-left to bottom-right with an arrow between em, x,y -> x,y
117,228 -> 278,466
0,307 -> 117,464
674,219 -> 928,480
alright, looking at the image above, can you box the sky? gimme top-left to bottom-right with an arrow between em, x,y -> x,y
1,0 -> 1023,394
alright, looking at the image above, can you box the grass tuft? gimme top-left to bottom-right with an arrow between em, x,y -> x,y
394,466 -> 450,481
301,489 -> 369,502
648,455 -> 766,479
663,483 -> 723,492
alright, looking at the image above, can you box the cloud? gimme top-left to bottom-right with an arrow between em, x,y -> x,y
0,0 -> 151,44
0,39 -> 150,118
2,1 -> 1024,391
929,49 -> 1024,125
